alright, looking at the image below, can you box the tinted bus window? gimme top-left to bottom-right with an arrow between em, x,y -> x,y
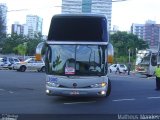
48,16 -> 108,42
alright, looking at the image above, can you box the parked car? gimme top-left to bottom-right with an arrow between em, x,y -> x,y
13,57 -> 45,72
0,57 -> 4,68
109,64 -> 127,73
0,57 -> 21,70
8,57 -> 21,70
1,57 -> 12,69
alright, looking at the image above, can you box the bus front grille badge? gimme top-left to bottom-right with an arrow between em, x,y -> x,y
73,83 -> 77,88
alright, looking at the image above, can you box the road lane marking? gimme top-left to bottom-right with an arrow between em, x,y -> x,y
113,98 -> 135,102
147,97 -> 160,99
0,89 -> 14,94
0,89 -> 5,91
64,101 -> 96,104
9,91 -> 14,94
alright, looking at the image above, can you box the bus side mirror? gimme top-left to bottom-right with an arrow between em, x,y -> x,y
35,42 -> 45,61
107,43 -> 114,63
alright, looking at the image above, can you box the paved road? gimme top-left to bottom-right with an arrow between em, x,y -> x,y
0,70 -> 160,119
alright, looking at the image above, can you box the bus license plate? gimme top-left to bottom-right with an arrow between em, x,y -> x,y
70,91 -> 79,95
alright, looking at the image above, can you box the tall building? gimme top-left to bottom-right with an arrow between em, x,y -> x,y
131,20 -> 160,50
0,3 -> 7,34
26,15 -> 43,38
144,21 -> 160,50
22,24 -> 28,36
11,22 -> 28,36
62,0 -> 112,30
131,24 -> 145,40
11,22 -> 23,35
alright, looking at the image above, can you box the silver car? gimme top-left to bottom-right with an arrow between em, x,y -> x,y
13,57 -> 45,72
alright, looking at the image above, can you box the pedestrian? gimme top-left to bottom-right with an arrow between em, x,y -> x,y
116,67 -> 119,74
115,64 -> 120,74
154,64 -> 160,90
127,62 -> 131,75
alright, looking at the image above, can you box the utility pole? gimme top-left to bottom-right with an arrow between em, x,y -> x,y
128,48 -> 130,63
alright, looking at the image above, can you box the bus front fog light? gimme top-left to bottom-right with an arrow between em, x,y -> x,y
46,89 -> 50,94
101,91 -> 106,95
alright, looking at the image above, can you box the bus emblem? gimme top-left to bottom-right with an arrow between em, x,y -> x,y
73,83 -> 77,87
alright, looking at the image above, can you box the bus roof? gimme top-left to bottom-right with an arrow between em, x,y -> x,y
52,14 -> 107,18
138,49 -> 158,54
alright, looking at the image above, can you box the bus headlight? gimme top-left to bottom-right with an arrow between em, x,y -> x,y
90,82 -> 107,88
46,82 -> 59,87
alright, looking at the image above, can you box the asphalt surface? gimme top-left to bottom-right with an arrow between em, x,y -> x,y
0,70 -> 160,119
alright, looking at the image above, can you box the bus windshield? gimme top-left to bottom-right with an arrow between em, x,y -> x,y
45,44 -> 106,76
136,51 -> 151,65
141,53 -> 151,64
136,50 -> 157,66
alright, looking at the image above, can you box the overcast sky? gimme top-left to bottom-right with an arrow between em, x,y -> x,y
1,0 -> 160,35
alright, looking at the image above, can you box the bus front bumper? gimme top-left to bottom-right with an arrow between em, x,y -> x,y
46,86 -> 108,97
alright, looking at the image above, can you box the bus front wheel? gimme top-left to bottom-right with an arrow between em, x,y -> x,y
106,79 -> 111,97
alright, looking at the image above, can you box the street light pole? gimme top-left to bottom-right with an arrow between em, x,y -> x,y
128,48 -> 130,63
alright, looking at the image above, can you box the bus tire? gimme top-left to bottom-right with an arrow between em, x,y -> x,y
106,79 -> 111,97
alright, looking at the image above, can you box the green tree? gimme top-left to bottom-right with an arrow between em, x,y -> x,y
13,43 -> 27,55
1,34 -> 27,54
1,33 -> 42,55
26,33 -> 43,55
110,31 -> 149,63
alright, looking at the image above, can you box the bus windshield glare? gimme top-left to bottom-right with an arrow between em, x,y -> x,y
136,51 -> 157,66
45,44 -> 106,76
136,52 -> 150,65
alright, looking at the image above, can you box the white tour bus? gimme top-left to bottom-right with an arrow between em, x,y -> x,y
35,14 -> 114,97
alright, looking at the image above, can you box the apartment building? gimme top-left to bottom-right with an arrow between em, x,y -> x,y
26,15 -> 43,38
131,20 -> 160,49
